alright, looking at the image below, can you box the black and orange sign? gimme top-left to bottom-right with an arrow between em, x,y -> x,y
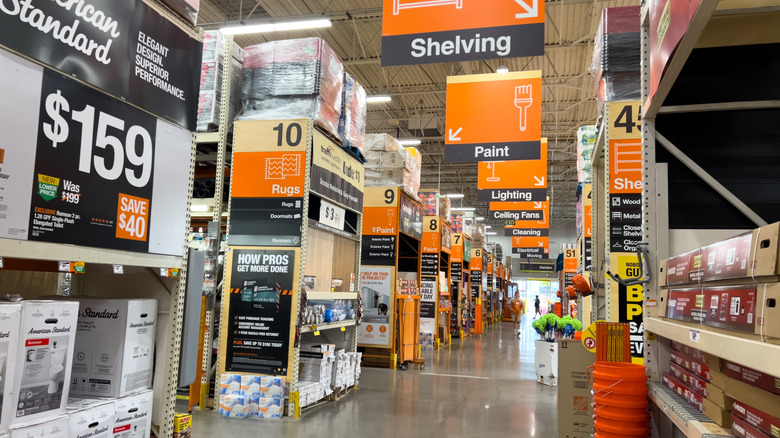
497,200 -> 550,229
470,248 -> 484,271
422,216 -> 441,254
381,0 -> 544,66
451,233 -> 464,263
445,71 -> 542,163
478,138 -> 547,202
362,187 -> 400,266
512,236 -> 549,249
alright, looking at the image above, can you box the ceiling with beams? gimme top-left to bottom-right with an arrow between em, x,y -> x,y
196,0 -> 639,227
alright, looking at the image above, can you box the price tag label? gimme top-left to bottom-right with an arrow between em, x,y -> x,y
113,265 -> 124,274
313,330 -> 320,337
72,262 -> 85,274
689,329 -> 701,343
0,257 -> 4,268
319,199 -> 345,230
160,268 -> 168,277
341,327 -> 346,332
59,261 -> 71,272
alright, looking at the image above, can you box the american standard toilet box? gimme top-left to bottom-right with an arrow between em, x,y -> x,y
0,303 -> 22,433
112,390 -> 153,438
68,400 -> 114,438
10,416 -> 69,438
12,301 -> 78,426
69,299 -> 157,398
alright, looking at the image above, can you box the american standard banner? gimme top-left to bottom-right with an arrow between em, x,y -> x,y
0,0 -> 202,130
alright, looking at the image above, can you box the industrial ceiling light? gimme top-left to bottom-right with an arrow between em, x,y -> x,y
220,18 -> 332,35
451,207 -> 476,211
485,225 -> 492,229
366,95 -> 392,103
486,232 -> 498,235
398,139 -> 421,146
446,194 -> 465,198
190,204 -> 209,212
496,65 -> 509,74
475,217 -> 485,221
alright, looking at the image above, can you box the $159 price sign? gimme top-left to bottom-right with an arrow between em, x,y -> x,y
32,72 -> 158,249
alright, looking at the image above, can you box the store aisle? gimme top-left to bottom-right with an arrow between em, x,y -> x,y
192,316 -> 557,437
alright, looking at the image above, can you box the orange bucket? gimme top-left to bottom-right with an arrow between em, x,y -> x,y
595,431 -> 649,438
594,419 -> 649,436
593,403 -> 648,422
593,380 -> 648,396
592,362 -> 647,382
593,392 -> 649,409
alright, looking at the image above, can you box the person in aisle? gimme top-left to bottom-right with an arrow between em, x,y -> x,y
534,295 -> 541,317
509,292 -> 524,337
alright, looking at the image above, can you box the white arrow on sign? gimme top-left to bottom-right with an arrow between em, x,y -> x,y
534,202 -> 543,209
533,176 -> 545,186
448,127 -> 463,142
538,241 -> 544,247
544,248 -> 549,253
515,0 -> 539,19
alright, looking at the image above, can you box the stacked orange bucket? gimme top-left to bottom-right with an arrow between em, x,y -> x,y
590,362 -> 649,437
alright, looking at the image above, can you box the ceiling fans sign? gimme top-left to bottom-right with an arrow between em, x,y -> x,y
381,0 -> 544,66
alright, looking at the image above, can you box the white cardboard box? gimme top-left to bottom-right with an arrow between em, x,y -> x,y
534,340 -> 559,387
0,303 -> 21,433
68,400 -> 114,438
112,390 -> 153,438
10,416 -> 69,438
70,299 -> 157,398
12,301 -> 78,426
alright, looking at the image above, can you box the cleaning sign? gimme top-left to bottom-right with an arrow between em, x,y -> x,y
445,71 -> 542,162
381,0 -> 544,66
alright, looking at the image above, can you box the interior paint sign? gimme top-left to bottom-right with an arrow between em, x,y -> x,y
0,49 -> 191,256
0,0 -> 202,130
445,71 -> 542,162
381,0 -> 544,66
223,247 -> 299,377
478,138 -> 547,201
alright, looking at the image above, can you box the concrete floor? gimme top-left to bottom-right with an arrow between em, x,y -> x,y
191,317 -> 558,437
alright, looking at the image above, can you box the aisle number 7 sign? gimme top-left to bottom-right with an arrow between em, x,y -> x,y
445,71 -> 542,162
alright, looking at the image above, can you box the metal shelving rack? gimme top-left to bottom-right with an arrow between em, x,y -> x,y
217,119 -> 364,418
640,1 -> 780,436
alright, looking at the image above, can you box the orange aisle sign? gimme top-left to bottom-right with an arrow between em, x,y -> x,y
422,216 -> 441,254
511,246 -> 549,258
381,0 -> 544,66
512,236 -> 549,249
445,71 -> 542,163
564,248 -> 577,273
363,187 -> 399,236
451,233 -> 464,263
581,183 -> 593,238
470,248 -> 484,271
478,138 -> 547,202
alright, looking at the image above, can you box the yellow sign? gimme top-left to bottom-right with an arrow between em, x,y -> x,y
581,321 -> 600,353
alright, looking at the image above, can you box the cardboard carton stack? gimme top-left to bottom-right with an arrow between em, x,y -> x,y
240,38 -> 344,139
339,72 -> 367,154
557,340 -> 595,438
419,190 -> 452,220
655,221 -> 780,428
364,134 -> 421,195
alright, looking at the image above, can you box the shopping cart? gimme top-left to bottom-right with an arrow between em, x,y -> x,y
393,0 -> 463,15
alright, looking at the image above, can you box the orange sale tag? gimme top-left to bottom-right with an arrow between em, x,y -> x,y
116,193 -> 149,242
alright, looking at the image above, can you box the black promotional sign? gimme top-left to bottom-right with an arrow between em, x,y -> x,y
584,238 -> 592,272
399,195 -> 423,239
361,236 -> 397,266
0,0 -> 202,130
478,188 -> 547,202
29,69 -> 157,252
225,248 -> 298,375
519,262 -> 555,273
229,198 -> 304,247
512,248 -> 548,259
310,133 -> 364,212
471,269 -> 482,284
420,278 -> 436,319
609,193 -> 642,252
451,262 -> 462,279
470,284 -> 479,300
491,209 -> 544,222
504,227 -> 550,237
421,253 -> 439,276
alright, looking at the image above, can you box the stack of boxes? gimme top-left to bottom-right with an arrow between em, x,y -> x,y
299,344 -> 335,402
589,6 -> 641,111
656,221 -> 780,429
331,351 -> 362,392
339,73 -> 367,154
218,374 -> 286,419
0,298 -> 158,438
197,31 -> 243,132
240,38 -> 344,139
172,413 -> 192,438
419,190 -> 451,219
364,134 -> 421,195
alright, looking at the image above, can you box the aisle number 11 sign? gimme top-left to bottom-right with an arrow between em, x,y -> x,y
445,71 -> 542,162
